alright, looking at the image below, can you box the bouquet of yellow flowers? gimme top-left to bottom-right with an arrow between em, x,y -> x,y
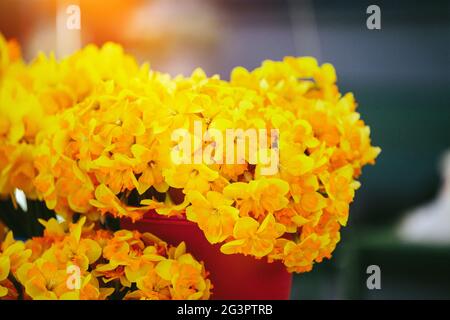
0,33 -> 379,299
0,217 -> 211,300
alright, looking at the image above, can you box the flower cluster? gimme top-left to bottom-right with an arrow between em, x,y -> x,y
0,217 -> 211,300
1,35 -> 379,273
0,34 -> 140,199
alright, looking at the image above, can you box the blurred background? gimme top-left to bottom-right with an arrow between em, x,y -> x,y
0,0 -> 449,299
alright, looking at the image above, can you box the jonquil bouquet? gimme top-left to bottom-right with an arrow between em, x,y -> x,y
0,217 -> 211,300
0,34 -> 379,299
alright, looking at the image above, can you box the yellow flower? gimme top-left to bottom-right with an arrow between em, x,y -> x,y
16,259 -> 109,300
59,274 -> 114,300
131,143 -> 168,194
43,218 -> 102,272
1,232 -> 32,275
16,259 -> 68,300
278,236 -> 321,273
273,206 -> 309,233
223,178 -> 289,219
90,184 -> 128,216
221,214 -> 285,257
124,268 -> 171,300
320,165 -> 359,226
300,191 -> 327,213
280,152 -> 315,177
186,191 -> 239,244
164,164 -> 219,194
0,143 -> 37,198
155,244 -> 211,300
0,255 -> 10,298
89,184 -> 150,221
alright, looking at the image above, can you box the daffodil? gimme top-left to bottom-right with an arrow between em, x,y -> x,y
1,232 -> 32,275
43,217 -> 102,271
16,259 -> 69,300
223,178 -> 290,219
131,143 -> 169,194
155,243 -> 211,300
186,191 -> 239,243
0,255 -> 10,298
164,164 -> 219,194
221,214 -> 285,257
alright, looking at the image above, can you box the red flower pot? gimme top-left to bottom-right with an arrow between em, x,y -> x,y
121,213 -> 292,300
